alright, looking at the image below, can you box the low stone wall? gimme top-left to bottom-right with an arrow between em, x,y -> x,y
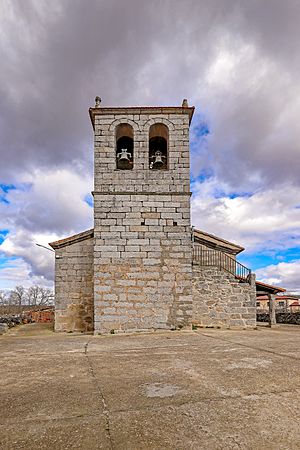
257,312 -> 300,325
55,237 -> 94,332
192,266 -> 256,328
29,309 -> 54,323
0,314 -> 23,334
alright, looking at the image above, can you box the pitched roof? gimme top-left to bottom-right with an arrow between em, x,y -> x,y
256,280 -> 286,294
193,228 -> 244,255
49,226 -> 245,255
257,295 -> 294,301
49,229 -> 94,249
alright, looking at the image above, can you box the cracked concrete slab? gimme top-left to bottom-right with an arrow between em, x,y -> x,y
0,324 -> 300,449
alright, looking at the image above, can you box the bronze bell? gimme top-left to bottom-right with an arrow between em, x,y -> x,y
117,148 -> 132,169
152,150 -> 164,169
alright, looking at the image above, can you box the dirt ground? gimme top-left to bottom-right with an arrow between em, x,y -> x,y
0,323 -> 300,450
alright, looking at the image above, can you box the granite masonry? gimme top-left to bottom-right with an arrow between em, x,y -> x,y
193,266 -> 256,328
91,105 -> 193,333
50,100 -> 257,333
52,230 -> 94,332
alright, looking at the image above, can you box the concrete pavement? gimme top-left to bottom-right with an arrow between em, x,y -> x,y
0,323 -> 300,449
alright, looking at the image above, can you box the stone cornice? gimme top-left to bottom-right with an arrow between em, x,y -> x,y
92,191 -> 192,196
89,106 -> 195,129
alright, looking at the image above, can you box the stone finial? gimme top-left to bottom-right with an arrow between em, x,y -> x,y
182,98 -> 188,107
95,96 -> 101,108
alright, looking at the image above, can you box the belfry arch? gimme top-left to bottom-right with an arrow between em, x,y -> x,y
149,123 -> 169,170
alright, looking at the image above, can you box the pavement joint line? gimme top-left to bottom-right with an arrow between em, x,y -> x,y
197,331 -> 300,361
84,339 -> 114,450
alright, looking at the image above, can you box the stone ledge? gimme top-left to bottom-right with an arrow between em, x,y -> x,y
92,191 -> 192,196
49,229 -> 94,249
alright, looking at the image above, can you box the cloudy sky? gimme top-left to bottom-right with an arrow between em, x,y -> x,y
1,0 -> 300,292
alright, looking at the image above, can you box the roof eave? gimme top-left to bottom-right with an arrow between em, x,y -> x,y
193,228 -> 244,255
256,280 -> 286,294
49,229 -> 94,250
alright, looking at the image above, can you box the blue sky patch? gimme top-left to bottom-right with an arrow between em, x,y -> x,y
0,184 -> 16,204
239,246 -> 300,271
213,190 -> 252,199
84,193 -> 93,208
190,169 -> 214,184
0,253 -> 17,268
0,182 -> 33,204
239,253 -> 277,270
227,192 -> 252,199
191,112 -> 210,137
0,230 -> 9,245
0,196 -> 9,204
0,184 -> 16,194
194,122 -> 210,137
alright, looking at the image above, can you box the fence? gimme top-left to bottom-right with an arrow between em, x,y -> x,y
193,246 -> 251,284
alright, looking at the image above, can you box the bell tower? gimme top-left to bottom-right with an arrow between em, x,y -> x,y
89,99 -> 194,333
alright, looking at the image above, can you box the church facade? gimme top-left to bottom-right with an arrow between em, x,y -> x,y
50,100 -> 256,333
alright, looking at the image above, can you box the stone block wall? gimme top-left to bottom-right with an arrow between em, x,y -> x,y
54,237 -> 94,332
93,111 -> 191,194
192,266 -> 256,328
93,107 -> 193,333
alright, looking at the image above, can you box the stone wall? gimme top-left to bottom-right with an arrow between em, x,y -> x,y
93,108 -> 193,333
192,266 -> 256,328
55,237 -> 94,332
257,312 -> 300,325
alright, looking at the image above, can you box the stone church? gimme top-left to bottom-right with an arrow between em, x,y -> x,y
49,99 -> 256,333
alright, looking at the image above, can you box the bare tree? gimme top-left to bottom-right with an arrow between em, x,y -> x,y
26,286 -> 39,306
39,287 -> 54,306
0,290 -> 7,306
27,285 -> 54,306
9,285 -> 26,307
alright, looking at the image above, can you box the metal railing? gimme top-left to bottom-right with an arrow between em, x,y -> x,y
193,246 -> 251,284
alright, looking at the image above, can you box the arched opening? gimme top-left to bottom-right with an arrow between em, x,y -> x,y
149,123 -> 168,170
116,123 -> 134,169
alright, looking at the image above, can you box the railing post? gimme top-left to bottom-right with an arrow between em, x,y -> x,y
192,246 -> 252,284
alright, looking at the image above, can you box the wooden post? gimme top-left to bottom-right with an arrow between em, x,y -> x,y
268,293 -> 276,327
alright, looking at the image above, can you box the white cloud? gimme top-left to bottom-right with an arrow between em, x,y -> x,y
1,229 -> 56,282
190,39 -> 300,190
0,167 -> 93,288
8,168 -> 93,233
0,257 -> 53,291
191,179 -> 300,252
256,260 -> 300,294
